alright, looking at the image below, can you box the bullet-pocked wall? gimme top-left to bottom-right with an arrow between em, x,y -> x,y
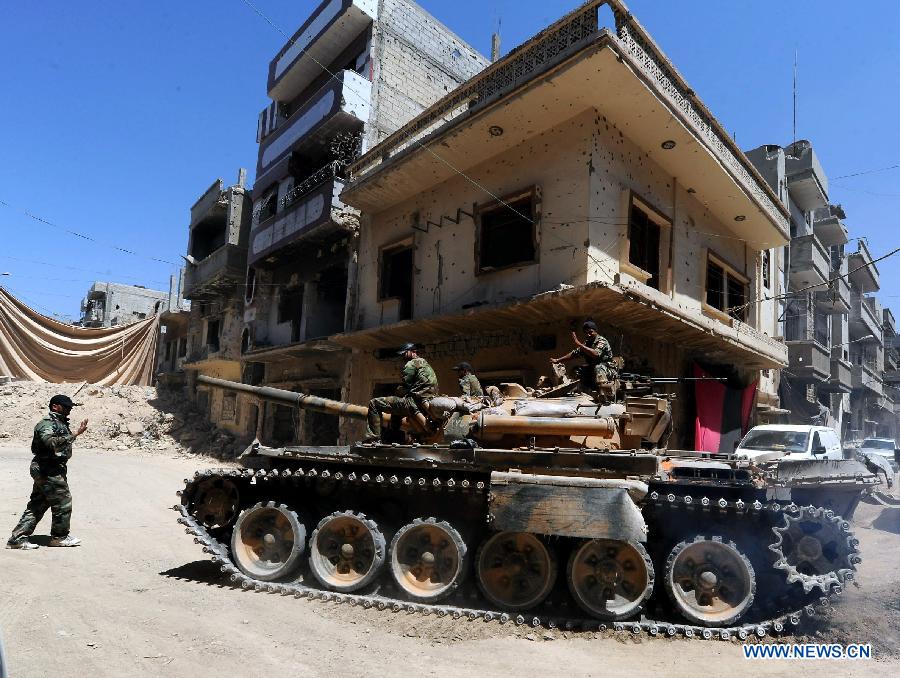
344,107 -> 778,445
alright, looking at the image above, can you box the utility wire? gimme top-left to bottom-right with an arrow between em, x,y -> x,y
832,164 -> 900,181
0,199 -> 180,267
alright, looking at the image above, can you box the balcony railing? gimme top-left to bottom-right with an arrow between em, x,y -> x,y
183,244 -> 247,300
852,362 -> 883,395
884,308 -> 896,337
850,294 -> 882,341
348,0 -> 787,236
821,356 -> 852,393
282,160 -> 343,212
848,239 -> 880,293
784,140 -> 828,212
790,234 -> 829,289
815,268 -> 850,314
787,339 -> 830,381
811,204 -> 849,246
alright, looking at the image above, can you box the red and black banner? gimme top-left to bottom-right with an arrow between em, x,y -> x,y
693,364 -> 757,454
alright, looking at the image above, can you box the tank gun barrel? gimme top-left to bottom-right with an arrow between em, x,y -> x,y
196,375 -> 369,420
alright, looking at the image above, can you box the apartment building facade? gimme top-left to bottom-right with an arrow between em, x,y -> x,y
236,0 -> 490,445
181,171 -> 254,437
79,282 -> 168,328
338,0 -> 790,450
747,141 -> 897,442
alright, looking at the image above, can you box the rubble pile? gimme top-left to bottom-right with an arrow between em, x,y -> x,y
0,380 -> 247,459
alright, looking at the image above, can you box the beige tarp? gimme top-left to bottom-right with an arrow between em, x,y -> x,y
0,287 -> 159,386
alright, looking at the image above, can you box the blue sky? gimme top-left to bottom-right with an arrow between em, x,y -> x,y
1,0 -> 898,321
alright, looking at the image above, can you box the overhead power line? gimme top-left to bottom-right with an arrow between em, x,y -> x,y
0,199 -> 180,267
832,164 -> 900,181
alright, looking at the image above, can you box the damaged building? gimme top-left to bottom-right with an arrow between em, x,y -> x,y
747,141 -> 897,441
181,171 -> 254,438
79,282 -> 168,328
237,0 -> 490,445
337,0 -> 790,451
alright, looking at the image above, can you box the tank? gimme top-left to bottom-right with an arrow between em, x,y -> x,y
174,374 -> 887,639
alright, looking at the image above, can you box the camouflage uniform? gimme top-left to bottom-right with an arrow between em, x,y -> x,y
576,334 -> 617,389
366,357 -> 439,439
458,373 -> 484,397
7,412 -> 75,545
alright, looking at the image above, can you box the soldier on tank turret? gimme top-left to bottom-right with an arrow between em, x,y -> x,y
452,362 -> 483,398
364,343 -> 439,442
551,320 -> 618,398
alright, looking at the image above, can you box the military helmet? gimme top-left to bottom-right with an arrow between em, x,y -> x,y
452,362 -> 473,372
396,342 -> 418,356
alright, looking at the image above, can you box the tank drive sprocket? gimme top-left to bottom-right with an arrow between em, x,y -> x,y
769,505 -> 860,594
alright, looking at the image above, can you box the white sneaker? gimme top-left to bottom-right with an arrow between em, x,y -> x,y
6,540 -> 39,550
49,535 -> 81,547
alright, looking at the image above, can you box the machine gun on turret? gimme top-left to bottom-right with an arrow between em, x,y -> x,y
619,372 -> 728,396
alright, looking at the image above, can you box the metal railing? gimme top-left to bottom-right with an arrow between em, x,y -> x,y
281,160 -> 343,211
347,0 -> 787,232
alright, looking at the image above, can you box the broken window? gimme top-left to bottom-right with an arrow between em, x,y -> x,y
705,253 -> 749,322
221,393 -> 237,422
177,337 -> 187,358
762,250 -> 771,290
277,287 -> 303,342
164,342 -> 173,361
476,189 -> 538,273
271,404 -> 295,445
306,265 -> 348,338
628,202 -> 661,289
189,214 -> 227,260
206,319 -> 221,352
245,267 -> 256,304
379,243 -> 413,321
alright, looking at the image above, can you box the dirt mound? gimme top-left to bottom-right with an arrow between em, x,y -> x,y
0,380 -> 247,458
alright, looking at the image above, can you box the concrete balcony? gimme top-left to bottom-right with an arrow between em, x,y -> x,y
848,239 -> 880,293
886,368 -> 900,385
344,1 -> 790,251
256,70 -> 371,193
884,308 -> 896,338
850,295 -> 883,341
267,0 -> 377,103
820,354 -> 852,393
815,268 -> 850,314
811,205 -> 849,246
183,244 -> 247,300
790,234 -> 829,289
787,339 -> 831,381
249,176 -> 353,266
784,140 -> 828,212
852,362 -> 883,395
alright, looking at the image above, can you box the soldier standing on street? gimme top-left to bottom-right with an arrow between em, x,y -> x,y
551,320 -> 618,394
6,394 -> 88,550
365,343 -> 439,442
452,362 -> 484,398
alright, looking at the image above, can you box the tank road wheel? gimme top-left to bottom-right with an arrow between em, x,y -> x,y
308,511 -> 386,592
769,505 -> 858,593
191,477 -> 240,530
231,502 -> 306,582
476,532 -> 557,611
665,536 -> 756,627
567,539 -> 654,621
389,518 -> 467,602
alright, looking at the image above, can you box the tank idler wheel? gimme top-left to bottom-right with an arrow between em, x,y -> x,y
567,539 -> 654,620
665,535 -> 756,627
476,532 -> 557,611
192,477 -> 240,529
389,518 -> 467,602
308,511 -> 386,592
231,502 -> 306,582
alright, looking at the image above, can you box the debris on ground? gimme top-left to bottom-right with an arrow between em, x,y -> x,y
0,380 -> 248,459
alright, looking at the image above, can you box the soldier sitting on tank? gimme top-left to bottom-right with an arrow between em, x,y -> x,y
550,320 -> 618,400
452,362 -> 483,399
364,343 -> 439,443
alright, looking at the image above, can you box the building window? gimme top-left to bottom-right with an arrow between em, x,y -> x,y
762,250 -> 771,290
277,288 -> 304,342
379,242 -> 414,321
476,188 -> 538,273
206,318 -> 221,352
622,195 -> 671,291
177,337 -> 187,358
705,253 -> 749,322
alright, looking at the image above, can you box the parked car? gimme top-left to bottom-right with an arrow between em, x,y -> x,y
734,425 -> 843,464
858,438 -> 900,473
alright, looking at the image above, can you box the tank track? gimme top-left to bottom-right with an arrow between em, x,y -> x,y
174,466 -> 857,642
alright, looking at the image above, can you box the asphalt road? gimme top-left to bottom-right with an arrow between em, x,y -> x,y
1,445 -> 897,678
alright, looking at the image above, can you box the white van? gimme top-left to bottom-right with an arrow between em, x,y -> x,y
734,425 -> 843,464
